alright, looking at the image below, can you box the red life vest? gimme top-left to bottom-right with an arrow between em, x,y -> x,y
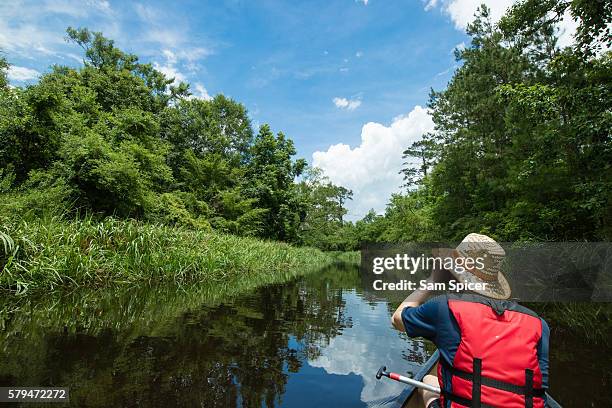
438,295 -> 546,408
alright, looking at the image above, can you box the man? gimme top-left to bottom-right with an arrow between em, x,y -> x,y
391,233 -> 549,408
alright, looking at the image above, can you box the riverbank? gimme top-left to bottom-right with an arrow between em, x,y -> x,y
0,214 -> 337,294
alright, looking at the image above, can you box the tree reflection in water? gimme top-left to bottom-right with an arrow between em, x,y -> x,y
0,263 -> 427,407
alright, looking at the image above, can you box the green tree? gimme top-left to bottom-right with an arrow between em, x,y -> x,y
160,95 -> 253,179
500,0 -> 612,54
0,55 -> 8,89
66,27 -> 187,111
0,27 -> 352,242
1,28 -> 178,216
297,167 -> 353,250
356,2 -> 610,244
245,125 -> 307,242
0,73 -> 65,184
400,134 -> 438,189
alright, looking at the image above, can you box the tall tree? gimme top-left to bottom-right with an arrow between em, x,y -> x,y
0,55 -> 8,89
400,134 -> 438,189
245,125 -> 306,242
297,167 -> 353,250
356,2 -> 610,243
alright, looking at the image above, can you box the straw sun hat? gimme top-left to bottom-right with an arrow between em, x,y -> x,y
438,233 -> 511,300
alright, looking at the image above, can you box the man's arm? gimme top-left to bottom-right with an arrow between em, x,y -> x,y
390,282 -> 432,331
391,260 -> 452,332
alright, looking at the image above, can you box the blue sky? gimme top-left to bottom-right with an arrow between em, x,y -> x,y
0,0 -> 576,219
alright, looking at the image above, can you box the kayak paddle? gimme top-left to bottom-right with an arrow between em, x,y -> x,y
376,365 -> 441,394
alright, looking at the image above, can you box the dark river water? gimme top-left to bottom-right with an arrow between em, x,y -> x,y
0,263 -> 609,407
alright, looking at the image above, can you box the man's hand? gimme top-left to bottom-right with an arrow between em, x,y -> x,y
430,248 -> 454,283
429,265 -> 453,284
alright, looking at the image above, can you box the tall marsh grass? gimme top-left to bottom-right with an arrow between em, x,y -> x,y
0,215 -> 333,293
533,302 -> 612,345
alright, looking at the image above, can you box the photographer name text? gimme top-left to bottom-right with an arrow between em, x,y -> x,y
372,279 -> 488,292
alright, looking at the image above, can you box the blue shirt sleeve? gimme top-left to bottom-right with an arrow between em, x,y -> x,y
537,318 -> 550,389
400,296 -> 442,341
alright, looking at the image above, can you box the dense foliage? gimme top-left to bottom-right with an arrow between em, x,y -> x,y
354,1 -> 611,243
0,28 -> 350,247
2,0 -> 610,251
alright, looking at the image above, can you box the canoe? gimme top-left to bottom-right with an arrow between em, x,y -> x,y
395,350 -> 440,408
394,350 -> 563,408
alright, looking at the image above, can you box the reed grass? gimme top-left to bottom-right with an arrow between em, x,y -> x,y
0,214 -> 334,294
533,302 -> 612,345
326,250 -> 361,264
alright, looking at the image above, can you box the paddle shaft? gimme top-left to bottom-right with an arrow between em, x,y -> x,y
376,366 -> 441,394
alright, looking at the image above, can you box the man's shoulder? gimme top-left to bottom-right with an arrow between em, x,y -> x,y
446,292 -> 545,318
422,293 -> 449,307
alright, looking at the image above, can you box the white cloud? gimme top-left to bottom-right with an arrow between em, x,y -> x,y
424,0 -> 439,11
154,47 -> 211,86
0,0 -> 213,93
92,0 -> 111,13
191,83 -> 212,100
355,51 -> 363,58
144,28 -> 188,49
356,0 -> 369,5
425,0 -> 514,30
134,3 -> 212,59
43,0 -> 111,17
43,0 -> 88,17
0,19 -> 63,58
154,62 -> 187,85
134,4 -> 211,74
0,0 -> 114,61
424,0 -> 577,46
7,65 -> 40,81
63,52 -> 84,63
333,97 -> 361,111
134,3 -> 159,21
435,65 -> 456,77
178,47 -> 211,62
162,49 -> 178,65
309,292 -> 429,404
312,105 -> 434,220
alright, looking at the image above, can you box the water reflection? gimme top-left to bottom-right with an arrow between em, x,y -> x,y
1,263 -> 429,407
2,262 -> 606,407
309,291 -> 427,406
